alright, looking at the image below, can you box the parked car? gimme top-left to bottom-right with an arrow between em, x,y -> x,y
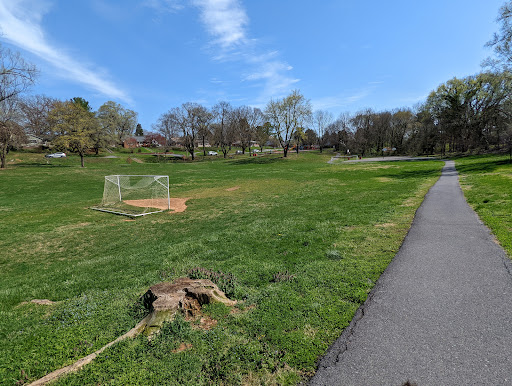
208,151 -> 218,156
235,150 -> 243,154
45,152 -> 66,158
252,149 -> 260,153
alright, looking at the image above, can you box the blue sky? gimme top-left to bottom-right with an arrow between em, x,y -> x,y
0,0 -> 504,132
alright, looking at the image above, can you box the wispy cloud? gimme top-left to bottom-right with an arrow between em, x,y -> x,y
143,0 -> 298,101
312,89 -> 373,111
0,0 -> 131,103
141,0 -> 184,14
192,0 -> 248,49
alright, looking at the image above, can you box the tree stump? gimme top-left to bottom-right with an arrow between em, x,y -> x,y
142,277 -> 236,335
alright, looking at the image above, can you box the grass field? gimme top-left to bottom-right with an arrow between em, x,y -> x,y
455,154 -> 512,258
0,151 -> 444,385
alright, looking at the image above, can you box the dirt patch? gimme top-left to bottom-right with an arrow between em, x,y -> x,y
123,198 -> 190,212
31,299 -> 56,305
172,343 -> 193,353
195,316 -> 218,331
375,177 -> 393,183
375,223 -> 396,228
226,186 -> 240,191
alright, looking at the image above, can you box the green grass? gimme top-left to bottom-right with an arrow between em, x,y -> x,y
0,151 -> 443,385
455,154 -> 512,256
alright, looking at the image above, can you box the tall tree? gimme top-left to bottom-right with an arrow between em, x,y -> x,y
265,90 -> 312,157
97,101 -> 137,146
255,121 -> 272,151
485,1 -> 512,71
212,101 -> 234,158
19,95 -> 59,142
0,96 -> 25,168
49,100 -> 99,167
230,106 -> 253,154
425,73 -> 512,152
194,105 -> 213,156
135,123 -> 143,136
0,45 -> 37,168
154,103 -> 209,160
0,45 -> 38,104
313,110 -> 333,152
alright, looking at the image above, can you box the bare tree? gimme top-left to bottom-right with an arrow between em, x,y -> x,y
0,97 -> 25,168
0,45 -> 37,168
212,101 -> 234,158
153,110 -> 176,146
0,46 -> 38,104
313,110 -> 334,152
246,107 -> 264,152
19,95 -> 59,142
265,90 -> 312,157
154,103 -> 209,160
326,112 -> 353,153
484,1 -> 512,71
230,106 -> 253,154
195,105 -> 213,156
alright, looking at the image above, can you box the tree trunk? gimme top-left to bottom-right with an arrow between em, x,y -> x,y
80,154 -> 85,168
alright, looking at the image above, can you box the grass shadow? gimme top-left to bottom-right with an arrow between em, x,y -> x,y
229,156 -> 285,166
454,159 -> 511,175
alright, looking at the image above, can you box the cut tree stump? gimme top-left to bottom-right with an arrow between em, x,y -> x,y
142,277 -> 236,335
28,278 -> 235,385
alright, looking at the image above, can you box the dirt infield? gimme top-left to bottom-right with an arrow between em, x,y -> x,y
123,198 -> 190,213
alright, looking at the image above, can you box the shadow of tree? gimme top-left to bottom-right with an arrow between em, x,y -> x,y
229,156 -> 285,166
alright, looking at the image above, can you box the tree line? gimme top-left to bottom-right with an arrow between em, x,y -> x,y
2,1 -> 512,167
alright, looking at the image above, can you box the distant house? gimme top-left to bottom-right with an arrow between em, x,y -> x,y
24,134 -> 48,148
123,134 -> 166,148
123,137 -> 138,148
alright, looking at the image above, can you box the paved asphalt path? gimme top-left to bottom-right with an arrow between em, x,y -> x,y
311,161 -> 512,385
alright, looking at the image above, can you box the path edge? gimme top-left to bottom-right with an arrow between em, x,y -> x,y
307,161 -> 448,383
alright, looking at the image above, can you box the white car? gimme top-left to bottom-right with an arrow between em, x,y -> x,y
208,151 -> 218,156
45,152 -> 66,158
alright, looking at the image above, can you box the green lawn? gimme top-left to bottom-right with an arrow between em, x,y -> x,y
455,154 -> 512,257
0,151 -> 443,385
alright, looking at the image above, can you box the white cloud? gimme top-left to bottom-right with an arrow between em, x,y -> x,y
0,0 -> 131,103
192,0 -> 248,49
190,0 -> 298,100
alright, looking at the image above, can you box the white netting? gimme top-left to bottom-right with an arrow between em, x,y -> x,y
93,175 -> 170,217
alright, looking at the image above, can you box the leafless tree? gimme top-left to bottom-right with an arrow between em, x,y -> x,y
0,96 -> 25,168
19,95 -> 59,141
195,105 -> 213,156
212,101 -> 234,158
0,46 -> 37,168
313,110 -> 334,152
230,106 -> 253,154
0,46 -> 38,104
154,103 -> 210,160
